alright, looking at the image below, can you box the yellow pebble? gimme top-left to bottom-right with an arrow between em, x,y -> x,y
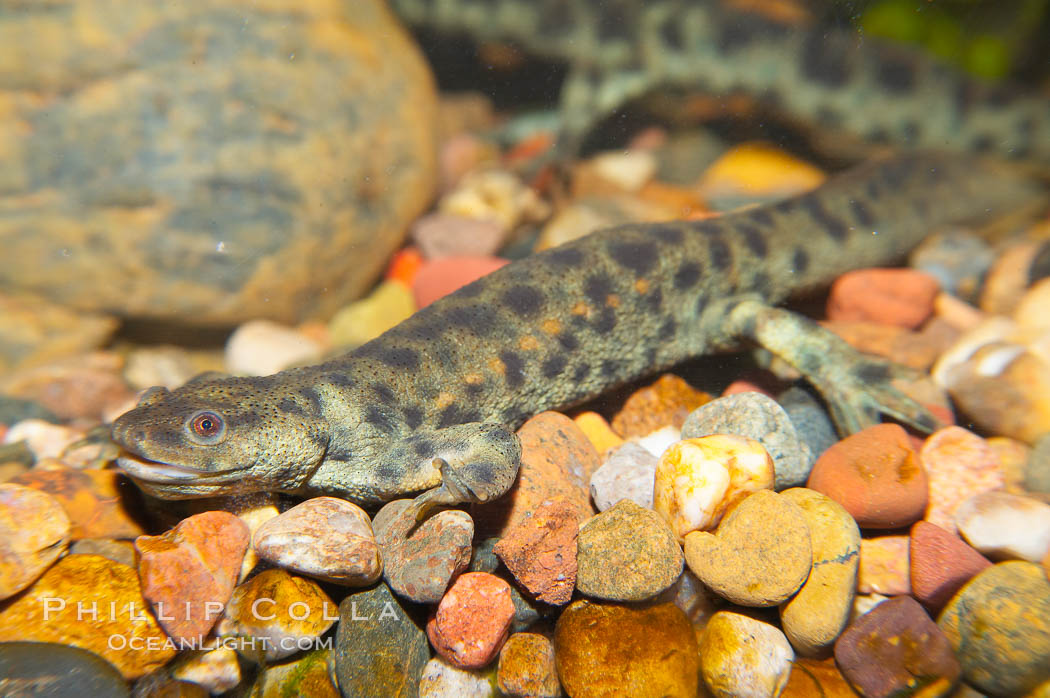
328,280 -> 415,348
573,411 -> 624,455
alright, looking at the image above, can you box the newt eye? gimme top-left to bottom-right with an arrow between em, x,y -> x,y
187,410 -> 226,444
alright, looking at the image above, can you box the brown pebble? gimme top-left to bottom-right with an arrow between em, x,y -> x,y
909,520 -> 991,614
493,498 -> 578,605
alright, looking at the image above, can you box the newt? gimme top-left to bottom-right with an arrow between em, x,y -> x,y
111,154 -> 1044,512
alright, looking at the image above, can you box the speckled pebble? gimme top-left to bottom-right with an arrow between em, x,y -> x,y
909,521 -> 991,614
611,373 -> 711,439
835,595 -> 959,698
589,441 -> 659,511
655,434 -> 774,540
682,391 -> 811,490
0,483 -> 70,600
497,632 -> 561,698
216,569 -> 337,661
807,423 -> 928,529
493,498 -> 578,605
576,499 -> 684,602
684,489 -> 811,606
700,611 -> 794,698
253,496 -> 381,586
939,561 -> 1050,695
779,487 -> 860,657
955,490 -> 1050,562
224,319 -> 325,376
555,599 -> 699,698
778,386 -> 837,472
857,536 -> 911,596
136,511 -> 250,643
418,656 -> 495,697
426,572 -> 515,669
920,426 -> 1004,534
827,268 -> 940,329
328,280 -> 416,349
171,646 -> 241,695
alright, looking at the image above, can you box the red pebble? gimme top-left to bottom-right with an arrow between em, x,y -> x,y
806,423 -> 929,529
384,246 -> 424,287
827,268 -> 940,329
909,520 -> 992,613
411,255 -> 509,308
426,572 -> 516,669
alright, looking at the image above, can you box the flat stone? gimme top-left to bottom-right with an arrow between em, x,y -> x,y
611,373 -> 711,440
576,499 -> 683,602
589,441 -> 658,511
334,581 -> 430,698
254,496 -> 381,586
411,213 -> 508,260
835,595 -> 959,698
493,498 -> 578,605
374,499 -> 473,604
920,426 -> 1004,534
779,487 -> 860,657
0,641 -> 130,698
412,255 -> 510,307
555,599 -> 699,698
171,646 -> 241,694
497,632 -> 560,698
426,572 -> 515,669
0,483 -> 70,599
857,536 -> 911,596
938,561 -> 1050,695
827,268 -> 940,329
0,554 -> 175,679
224,320 -> 325,376
682,391 -> 811,490
781,657 -> 856,698
700,611 -> 794,698
418,656 -> 494,697
909,520 -> 991,614
329,280 -> 416,349
955,490 -> 1050,562
684,489 -> 811,607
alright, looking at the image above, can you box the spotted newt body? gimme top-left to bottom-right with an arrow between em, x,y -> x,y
112,155 -> 1043,509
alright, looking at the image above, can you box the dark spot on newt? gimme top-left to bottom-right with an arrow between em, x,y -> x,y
609,240 -> 659,275
850,199 -> 875,228
556,332 -> 579,351
708,234 -> 731,271
500,350 -> 526,389
793,248 -> 810,274
502,284 -> 545,317
802,31 -> 851,87
359,344 -> 421,371
372,383 -> 395,405
542,354 -> 568,379
403,406 -> 424,430
674,261 -> 702,290
876,55 -> 915,93
854,362 -> 891,383
739,223 -> 767,257
592,308 -> 617,335
658,318 -> 676,341
652,226 -> 684,245
572,363 -> 590,382
411,439 -> 432,458
438,404 -> 481,429
749,208 -> 774,227
277,398 -> 304,416
325,373 -> 354,389
300,388 -> 323,415
547,246 -> 586,267
643,287 -> 663,312
600,359 -> 621,378
801,196 -> 848,242
365,405 -> 397,434
444,304 -> 500,336
583,274 -> 614,305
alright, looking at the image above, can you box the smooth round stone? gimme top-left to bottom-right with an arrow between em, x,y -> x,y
778,386 -> 837,472
497,633 -> 560,698
576,499 -> 684,602
699,611 -> 794,698
909,521 -> 991,614
611,373 -> 712,440
938,561 -> 1050,695
412,255 -> 510,307
335,581 -> 430,698
589,442 -> 659,511
171,646 -> 241,694
0,641 -> 129,697
555,599 -> 699,698
920,426 -> 1004,535
835,595 -> 959,697
411,213 -> 508,261
682,391 -> 811,490
955,491 -> 1050,562
1027,433 -> 1050,494
826,268 -> 940,329
249,648 -> 339,698
224,320 -> 324,376
806,423 -> 928,529
0,483 -> 70,600
684,490 -> 811,607
779,488 -> 859,657
328,280 -> 416,349
418,656 -> 494,697
910,230 -> 994,301
780,657 -> 856,698
426,572 -> 515,670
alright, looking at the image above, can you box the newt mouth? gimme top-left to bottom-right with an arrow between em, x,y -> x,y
116,451 -> 244,483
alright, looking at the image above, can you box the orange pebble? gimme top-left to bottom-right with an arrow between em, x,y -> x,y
384,246 -> 424,287
573,411 -> 624,454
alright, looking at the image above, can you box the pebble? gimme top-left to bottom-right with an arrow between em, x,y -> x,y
1030,433 -> 1050,494
986,435 -> 1032,494
497,632 -> 561,698
411,255 -> 509,308
573,410 -> 624,455
384,246 -> 425,286
909,521 -> 991,613
216,569 -> 337,661
834,595 -> 960,698
826,268 -> 940,329
537,199 -> 633,250
0,554 -> 175,678
493,498 -> 578,605
69,537 -> 137,568
0,483 -> 70,599
980,239 -> 1044,315
681,391 -> 811,490
589,441 -> 659,511
696,142 -> 825,204
0,351 -> 134,421
699,611 -> 794,698
779,487 -> 860,657
171,646 -> 241,694
684,489 -> 811,606
857,536 -> 911,596
122,346 -> 201,392
654,434 -> 775,540
253,496 -> 381,586
438,168 -> 550,231
224,320 -> 325,376
334,581 -> 430,698
920,426 -> 1004,534
0,641 -> 130,698
1015,277 -> 1050,330
555,599 -> 699,698
0,291 -> 117,375
438,132 -> 499,192
636,425 -> 682,458
374,498 -> 473,603
938,561 -> 1050,695
910,229 -> 995,301
411,213 -> 508,260
576,499 -> 684,602
426,572 -> 515,669
3,418 -> 88,462
328,280 -> 416,349
806,423 -> 928,529
610,373 -> 711,439
477,411 -> 597,538
954,490 -> 1050,562
247,648 -> 338,698
778,386 -> 838,467
418,656 -> 495,698
10,465 -> 147,540
135,511 -> 250,642
573,150 -> 658,194
781,657 -> 856,698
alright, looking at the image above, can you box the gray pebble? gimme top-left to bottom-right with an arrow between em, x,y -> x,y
589,442 -> 659,511
778,386 -> 838,471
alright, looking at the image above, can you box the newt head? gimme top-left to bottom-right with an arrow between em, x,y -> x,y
110,374 -> 331,499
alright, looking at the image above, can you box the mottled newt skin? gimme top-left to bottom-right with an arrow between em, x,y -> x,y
112,155 -> 1042,510
392,0 -> 1049,164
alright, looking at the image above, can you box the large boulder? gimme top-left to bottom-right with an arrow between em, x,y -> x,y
0,0 -> 437,324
